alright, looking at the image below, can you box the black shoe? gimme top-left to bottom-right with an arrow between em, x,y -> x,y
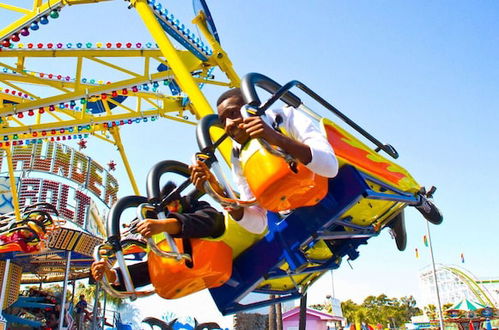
388,211 -> 407,251
415,197 -> 443,225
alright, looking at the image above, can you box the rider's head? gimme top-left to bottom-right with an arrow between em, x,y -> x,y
161,181 -> 182,213
217,88 -> 249,144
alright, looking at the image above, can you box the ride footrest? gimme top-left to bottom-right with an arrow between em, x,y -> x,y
210,164 -> 418,315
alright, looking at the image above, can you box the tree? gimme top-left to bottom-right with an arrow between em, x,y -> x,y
340,295 -> 422,327
74,281 -> 124,308
341,299 -> 361,325
424,304 -> 437,320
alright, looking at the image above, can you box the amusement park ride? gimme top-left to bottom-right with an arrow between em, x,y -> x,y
0,0 -> 446,327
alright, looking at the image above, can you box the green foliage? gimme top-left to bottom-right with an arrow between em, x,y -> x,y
340,295 -> 422,327
424,304 -> 437,320
310,301 -> 332,314
74,281 -> 124,308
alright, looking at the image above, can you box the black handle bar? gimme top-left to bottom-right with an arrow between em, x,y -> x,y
240,73 -> 399,159
241,72 -> 301,108
107,195 -> 148,251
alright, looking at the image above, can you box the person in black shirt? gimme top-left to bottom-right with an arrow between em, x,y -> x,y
91,181 -> 225,290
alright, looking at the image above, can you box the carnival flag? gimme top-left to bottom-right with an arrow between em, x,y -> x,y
423,235 -> 428,247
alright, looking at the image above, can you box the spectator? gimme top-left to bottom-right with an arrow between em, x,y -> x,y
74,294 -> 88,329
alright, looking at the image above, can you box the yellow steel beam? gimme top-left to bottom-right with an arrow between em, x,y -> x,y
144,56 -> 150,76
0,73 -> 70,93
1,72 -> 167,115
75,56 -> 83,91
4,146 -> 21,221
0,49 -> 164,58
0,51 -> 204,115
108,126 -> 140,195
0,92 -> 30,104
92,132 -> 114,144
132,0 -> 215,119
193,11 -> 240,87
107,98 -> 134,113
85,56 -> 143,78
0,80 -> 39,99
159,113 -> 196,126
193,77 -> 232,87
0,0 -> 65,40
141,96 -> 162,110
32,1 -> 43,10
0,100 -> 182,135
0,3 -> 32,14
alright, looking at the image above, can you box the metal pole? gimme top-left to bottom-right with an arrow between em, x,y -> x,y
91,282 -> 100,330
5,147 -> 21,221
299,294 -> 307,330
268,294 -> 276,330
59,251 -> 72,330
426,221 -> 445,329
71,280 -> 76,307
108,126 -> 140,195
331,269 -> 336,298
101,292 -> 107,329
0,259 -> 11,322
276,300 -> 283,330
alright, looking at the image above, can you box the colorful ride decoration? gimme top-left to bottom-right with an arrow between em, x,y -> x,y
0,260 -> 22,309
0,141 -> 113,314
0,203 -> 62,254
0,141 -> 117,231
444,299 -> 499,330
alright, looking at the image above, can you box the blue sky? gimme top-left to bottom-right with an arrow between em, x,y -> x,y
2,0 -> 499,327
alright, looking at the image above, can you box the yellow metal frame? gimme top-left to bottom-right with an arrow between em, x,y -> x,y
0,0 -> 241,216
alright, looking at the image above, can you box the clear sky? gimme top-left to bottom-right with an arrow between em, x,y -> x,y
2,0 -> 499,328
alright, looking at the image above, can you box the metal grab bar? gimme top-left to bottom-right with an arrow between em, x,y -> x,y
240,72 -> 399,159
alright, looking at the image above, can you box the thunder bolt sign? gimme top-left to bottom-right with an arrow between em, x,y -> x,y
0,142 -> 119,236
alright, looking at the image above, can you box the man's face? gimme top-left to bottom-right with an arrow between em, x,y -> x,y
217,96 -> 248,144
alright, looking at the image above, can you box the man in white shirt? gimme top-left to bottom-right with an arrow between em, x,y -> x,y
190,88 -> 338,234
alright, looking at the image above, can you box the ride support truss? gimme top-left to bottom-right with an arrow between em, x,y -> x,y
0,0 -> 241,218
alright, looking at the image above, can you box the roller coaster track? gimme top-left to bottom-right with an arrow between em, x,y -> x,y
440,265 -> 498,308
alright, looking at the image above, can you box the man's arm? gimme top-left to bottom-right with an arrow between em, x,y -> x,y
241,116 -> 313,165
189,160 -> 243,220
91,260 -> 150,291
167,197 -> 225,238
243,108 -> 338,178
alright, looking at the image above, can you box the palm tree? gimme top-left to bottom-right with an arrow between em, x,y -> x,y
74,282 -> 124,308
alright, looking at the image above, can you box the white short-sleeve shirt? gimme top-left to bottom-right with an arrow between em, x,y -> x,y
229,106 -> 339,234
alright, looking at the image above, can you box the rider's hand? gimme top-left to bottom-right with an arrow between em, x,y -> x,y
136,218 -> 181,238
91,260 -> 117,283
189,160 -> 212,192
242,116 -> 282,146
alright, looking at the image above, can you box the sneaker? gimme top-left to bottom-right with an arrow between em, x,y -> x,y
387,211 -> 407,251
415,197 -> 443,225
